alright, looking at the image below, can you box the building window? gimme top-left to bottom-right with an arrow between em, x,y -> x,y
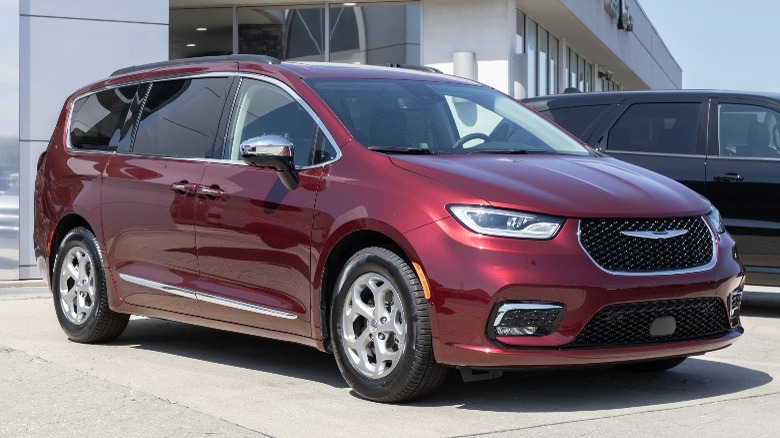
525,16 -> 537,98
238,6 -> 325,61
538,27 -> 548,96
549,36 -> 558,94
515,10 -> 525,54
170,2 -> 420,66
329,3 -> 420,65
169,8 -> 233,59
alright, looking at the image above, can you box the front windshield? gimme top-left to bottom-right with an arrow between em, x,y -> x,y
305,78 -> 592,156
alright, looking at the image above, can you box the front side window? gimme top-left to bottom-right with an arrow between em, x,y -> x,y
225,78 -> 336,167
306,78 -> 592,156
607,103 -> 700,154
132,77 -> 230,158
540,105 -> 609,137
70,85 -> 139,150
718,103 -> 780,158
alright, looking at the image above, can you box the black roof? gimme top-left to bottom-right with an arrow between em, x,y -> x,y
523,89 -> 780,108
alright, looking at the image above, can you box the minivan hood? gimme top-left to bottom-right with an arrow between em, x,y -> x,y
390,154 -> 710,218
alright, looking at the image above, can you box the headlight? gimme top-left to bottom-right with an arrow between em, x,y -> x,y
447,205 -> 564,239
707,207 -> 725,234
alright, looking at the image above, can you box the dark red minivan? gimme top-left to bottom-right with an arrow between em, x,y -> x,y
34,55 -> 744,402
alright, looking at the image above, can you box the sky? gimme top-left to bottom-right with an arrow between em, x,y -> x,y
639,0 -> 780,92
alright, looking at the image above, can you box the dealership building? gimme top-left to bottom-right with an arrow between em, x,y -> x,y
0,0 -> 680,280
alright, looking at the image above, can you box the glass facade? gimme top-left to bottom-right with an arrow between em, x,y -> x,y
0,0 -> 20,279
566,47 -> 595,93
170,2 -> 420,66
519,11 -> 561,97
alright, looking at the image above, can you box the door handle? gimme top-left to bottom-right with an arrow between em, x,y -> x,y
197,185 -> 225,199
171,181 -> 197,194
713,173 -> 744,183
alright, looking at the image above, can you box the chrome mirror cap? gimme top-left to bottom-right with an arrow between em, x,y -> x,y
240,135 -> 294,158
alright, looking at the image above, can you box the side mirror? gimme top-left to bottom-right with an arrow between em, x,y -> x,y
240,135 -> 299,190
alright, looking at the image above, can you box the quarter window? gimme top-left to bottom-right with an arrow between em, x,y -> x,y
225,78 -> 336,167
607,103 -> 700,154
718,103 -> 780,158
132,77 -> 230,158
70,85 -> 139,150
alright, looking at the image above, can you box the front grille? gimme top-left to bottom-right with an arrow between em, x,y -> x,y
579,217 -> 713,273
571,298 -> 732,347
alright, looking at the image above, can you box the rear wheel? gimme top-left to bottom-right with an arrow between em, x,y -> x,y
331,247 -> 447,402
52,227 -> 129,343
614,357 -> 687,373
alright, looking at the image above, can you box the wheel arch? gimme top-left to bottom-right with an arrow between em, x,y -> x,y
49,214 -> 95,282
317,228 -> 416,352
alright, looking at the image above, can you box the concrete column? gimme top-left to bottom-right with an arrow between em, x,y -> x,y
18,0 -> 168,279
422,0 -> 514,93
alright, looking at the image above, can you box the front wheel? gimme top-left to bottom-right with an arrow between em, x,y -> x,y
331,247 -> 447,402
52,227 -> 129,343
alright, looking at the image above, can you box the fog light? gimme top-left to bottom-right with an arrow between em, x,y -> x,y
490,302 -> 565,338
729,288 -> 743,323
495,326 -> 538,336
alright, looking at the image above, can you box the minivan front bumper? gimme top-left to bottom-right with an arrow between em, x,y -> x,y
405,215 -> 745,368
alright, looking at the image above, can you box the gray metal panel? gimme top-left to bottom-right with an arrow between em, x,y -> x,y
0,0 -> 20,280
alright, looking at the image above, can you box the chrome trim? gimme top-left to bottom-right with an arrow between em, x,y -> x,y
118,273 -> 297,320
577,217 -> 717,277
620,229 -> 689,240
493,303 -> 563,327
119,273 -> 196,300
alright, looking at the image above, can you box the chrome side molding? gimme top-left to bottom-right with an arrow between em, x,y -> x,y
119,273 -> 297,320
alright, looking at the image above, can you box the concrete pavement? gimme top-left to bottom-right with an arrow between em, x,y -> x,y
0,285 -> 778,437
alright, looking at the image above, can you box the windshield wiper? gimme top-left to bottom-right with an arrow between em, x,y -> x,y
368,146 -> 436,155
467,149 -> 555,155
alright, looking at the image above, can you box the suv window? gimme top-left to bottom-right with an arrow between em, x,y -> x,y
718,103 -> 780,158
132,77 -> 230,158
539,104 -> 609,137
69,85 -> 139,150
225,78 -> 336,167
607,102 -> 700,154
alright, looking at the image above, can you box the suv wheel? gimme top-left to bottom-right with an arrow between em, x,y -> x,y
52,227 -> 129,343
331,247 -> 447,402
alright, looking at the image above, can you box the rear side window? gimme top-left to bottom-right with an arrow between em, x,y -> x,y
539,104 -> 609,137
69,85 -> 138,150
132,77 -> 230,158
607,103 -> 700,154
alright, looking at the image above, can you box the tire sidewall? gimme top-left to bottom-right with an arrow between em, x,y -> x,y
331,249 -> 423,400
51,228 -> 107,340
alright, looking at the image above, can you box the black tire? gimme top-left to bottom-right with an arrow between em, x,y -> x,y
614,357 -> 687,373
51,227 -> 129,343
331,247 -> 448,402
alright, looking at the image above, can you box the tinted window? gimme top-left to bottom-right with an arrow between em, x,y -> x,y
718,103 -> 780,158
607,103 -> 699,154
132,77 -> 230,158
539,104 -> 609,137
70,85 -> 138,150
307,78 -> 592,156
225,79 -> 328,167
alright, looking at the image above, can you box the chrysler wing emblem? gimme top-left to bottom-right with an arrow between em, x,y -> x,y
620,229 -> 689,239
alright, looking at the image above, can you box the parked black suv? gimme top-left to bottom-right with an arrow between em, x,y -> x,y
524,90 -> 780,286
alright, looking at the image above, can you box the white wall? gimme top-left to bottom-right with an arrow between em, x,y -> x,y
18,0 -> 169,279
422,0 -> 515,93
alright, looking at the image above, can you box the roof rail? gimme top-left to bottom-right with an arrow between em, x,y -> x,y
110,54 -> 281,77
386,63 -> 443,74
